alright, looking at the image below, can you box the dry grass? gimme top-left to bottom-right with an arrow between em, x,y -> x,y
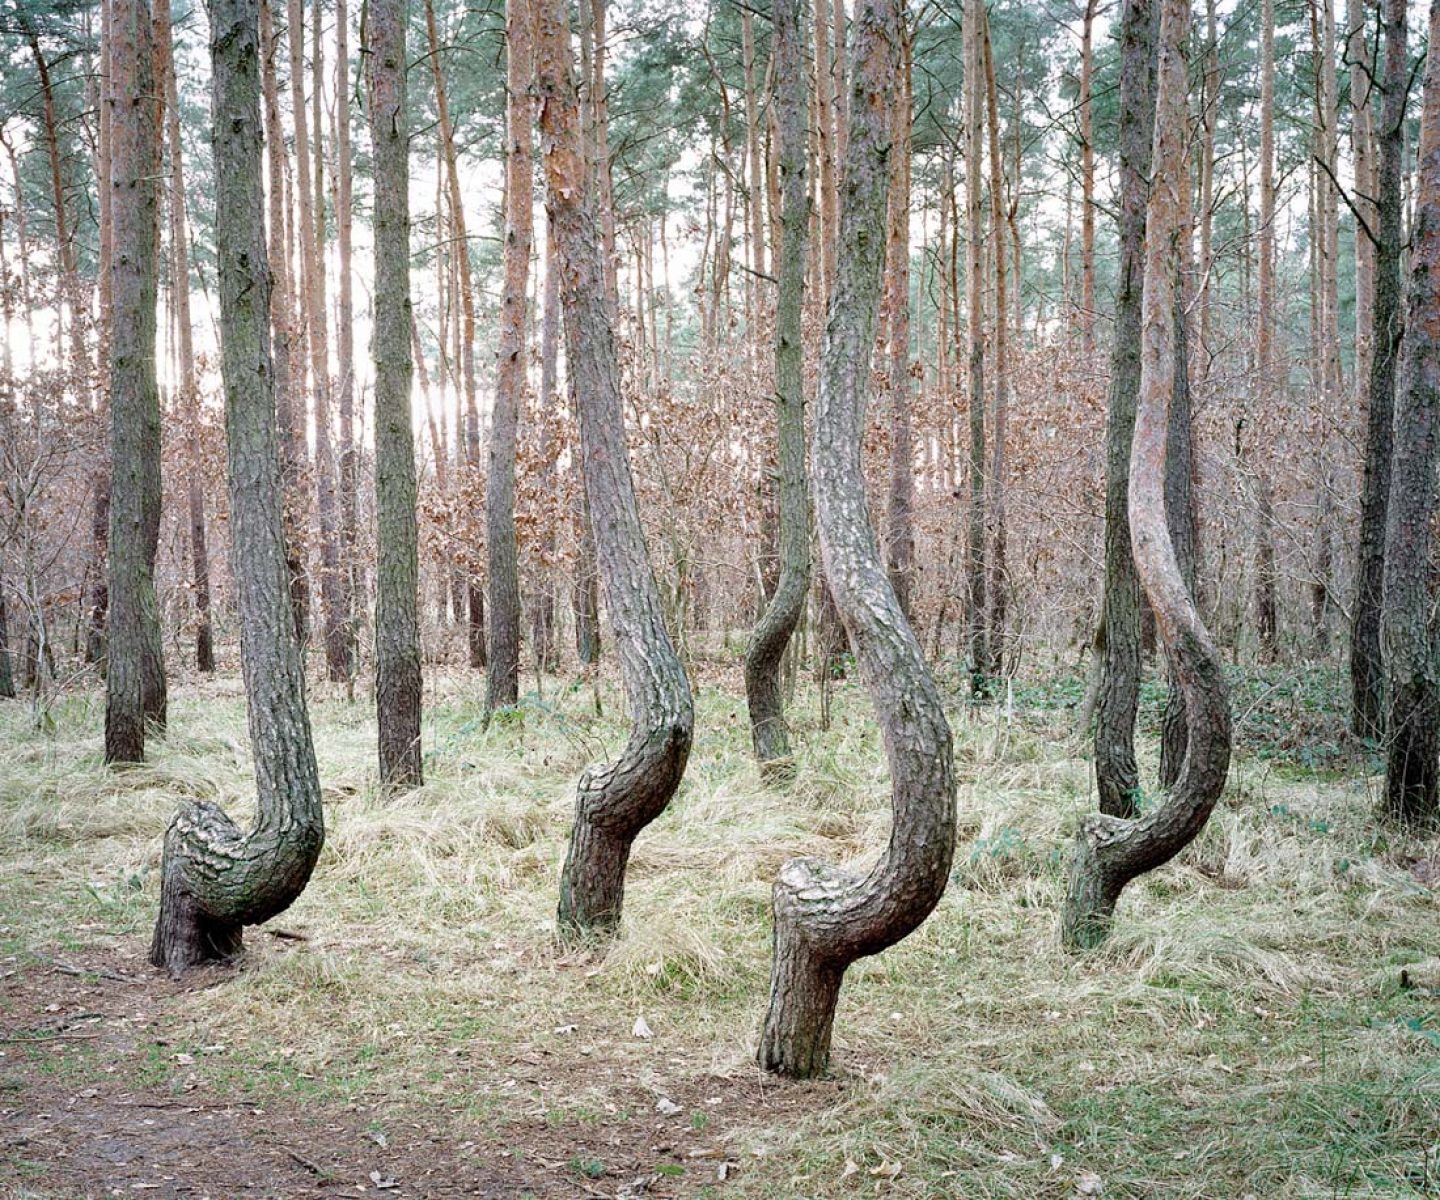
1,664 -> 1437,1197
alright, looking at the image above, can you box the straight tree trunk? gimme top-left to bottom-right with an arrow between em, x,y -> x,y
1350,0 -> 1377,401
884,29 -> 914,622
105,0 -> 167,764
1254,0 -> 1280,662
1062,0 -> 1231,949
336,0 -> 359,653
535,0 -> 694,938
1078,0 -> 1098,354
983,4 -> 1009,675
261,0 -> 310,645
151,0 -> 324,974
487,0 -> 535,715
743,0 -> 810,776
0,578 -> 12,700
1352,0 -> 1407,738
155,0 -> 214,675
368,0 -> 424,789
1380,0 -> 1439,827
532,222 -> 562,671
758,0 -> 955,1078
1092,0 -> 1155,818
964,0 -> 987,690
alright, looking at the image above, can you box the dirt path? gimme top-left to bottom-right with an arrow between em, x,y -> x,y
0,946 -> 832,1199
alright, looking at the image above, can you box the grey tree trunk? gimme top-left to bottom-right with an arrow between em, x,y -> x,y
758,0 -> 956,1079
151,0 -> 324,974
1062,0 -> 1231,950
1380,0 -> 1440,828
368,0 -> 424,790
535,0 -> 694,939
1092,0 -> 1155,818
1351,0 -> 1407,740
487,0 -> 535,716
0,567 -> 13,700
105,0 -> 167,764
743,0 -> 810,777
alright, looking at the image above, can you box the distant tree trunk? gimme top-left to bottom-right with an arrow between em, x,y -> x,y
535,0 -> 694,938
1380,0 -> 1438,827
983,4 -> 1009,675
1253,0 -> 1280,664
0,580 -> 12,701
1349,0 -> 1377,402
1351,0 -> 1406,739
368,0 -> 423,790
1078,0 -> 1098,354
964,0 -> 987,690
883,29 -> 914,622
758,0 -> 955,1079
155,0 -> 214,675
151,0 -> 324,974
1062,0 -> 1231,949
743,0 -> 810,776
487,0 -> 535,716
1311,0 -> 1340,652
1198,0 -> 1218,371
1092,0 -> 1155,819
287,0 -> 347,682
531,223 -> 562,671
105,0 -> 166,764
813,0 -> 838,297
261,0 -> 309,645
336,0 -> 359,657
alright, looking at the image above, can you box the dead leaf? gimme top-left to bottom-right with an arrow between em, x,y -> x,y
633,1015 -> 653,1039
1076,1171 -> 1104,1196
369,1169 -> 399,1190
655,1097 -> 682,1117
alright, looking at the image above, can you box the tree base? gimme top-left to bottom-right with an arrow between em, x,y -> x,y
757,930 -> 843,1079
1060,818 -> 1123,951
149,861 -> 243,978
557,813 -> 630,943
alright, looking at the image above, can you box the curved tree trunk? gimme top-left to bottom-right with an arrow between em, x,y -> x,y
743,0 -> 810,777
1381,0 -> 1439,828
487,0 -> 535,716
1351,0 -> 1407,740
1092,0 -> 1155,818
1062,0 -> 1231,950
368,0 -> 423,791
534,0 -> 694,939
151,0 -> 324,975
105,0 -> 166,764
758,0 -> 956,1079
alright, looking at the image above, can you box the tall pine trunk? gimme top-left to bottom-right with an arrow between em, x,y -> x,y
151,0 -> 324,974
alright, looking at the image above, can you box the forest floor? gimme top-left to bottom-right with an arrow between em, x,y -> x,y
0,653 -> 1437,1199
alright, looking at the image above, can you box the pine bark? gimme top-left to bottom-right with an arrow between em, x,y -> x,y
535,0 -> 694,938
1253,0 -> 1279,662
963,0 -> 987,689
1063,0 -> 1230,949
152,0 -> 324,974
1092,0 -> 1155,819
105,0 -> 167,764
336,0 -> 359,655
368,0 -> 424,790
487,0 -> 535,715
983,5 -> 1009,675
884,30 -> 914,623
759,0 -> 954,1078
743,0 -> 810,776
156,0 -> 214,675
1352,0 -> 1407,739
1380,0 -> 1439,828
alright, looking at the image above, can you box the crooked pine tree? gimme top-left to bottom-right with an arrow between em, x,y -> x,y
757,0 -> 956,1079
1061,0 -> 1232,950
150,0 -> 324,974
534,0 -> 694,939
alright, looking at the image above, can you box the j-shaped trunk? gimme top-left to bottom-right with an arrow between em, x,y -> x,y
151,0 -> 324,975
759,0 -> 956,1079
534,0 -> 694,942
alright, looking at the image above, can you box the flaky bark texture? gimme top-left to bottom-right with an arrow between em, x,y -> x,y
1062,0 -> 1230,951
150,0 -> 324,975
1380,0 -> 1440,828
1352,0 -> 1407,740
487,0 -> 534,716
535,0 -> 694,939
1092,0 -> 1155,818
758,0 -> 955,1079
105,0 -> 167,764
368,0 -> 423,790
743,0 -> 810,777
